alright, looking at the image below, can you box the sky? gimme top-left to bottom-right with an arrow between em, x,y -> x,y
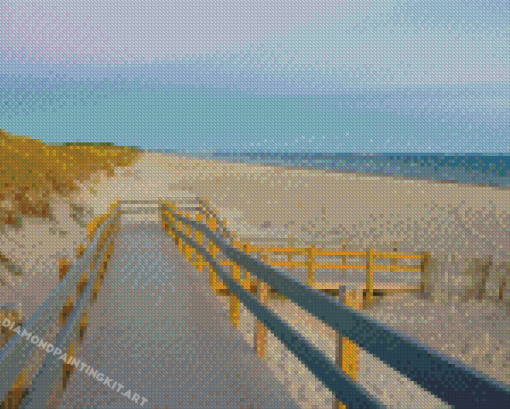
0,0 -> 508,153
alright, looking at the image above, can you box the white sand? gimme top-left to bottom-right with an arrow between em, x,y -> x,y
1,151 -> 508,408
150,152 -> 509,298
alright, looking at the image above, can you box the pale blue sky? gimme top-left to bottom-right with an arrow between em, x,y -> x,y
0,0 -> 508,152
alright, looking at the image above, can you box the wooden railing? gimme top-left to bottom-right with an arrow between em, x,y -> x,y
192,199 -> 430,309
162,198 -> 427,406
0,199 -> 121,409
161,196 -> 510,409
217,242 -> 430,307
3,196 -> 508,409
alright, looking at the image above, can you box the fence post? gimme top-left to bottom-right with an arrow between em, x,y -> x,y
255,280 -> 269,359
342,238 -> 347,267
420,251 -> 431,297
92,276 -> 101,301
59,258 -> 70,281
500,279 -> 507,301
76,271 -> 88,296
79,311 -> 88,341
365,248 -> 374,307
60,295 -> 74,325
308,245 -> 316,287
288,235 -> 295,270
334,285 -> 362,409
391,241 -> 398,272
76,244 -> 86,258
261,251 -> 270,269
477,255 -> 493,300
63,342 -> 75,389
4,369 -> 28,409
222,217 -> 229,239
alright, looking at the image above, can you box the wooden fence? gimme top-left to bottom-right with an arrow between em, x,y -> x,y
162,197 -> 434,408
0,199 -> 121,409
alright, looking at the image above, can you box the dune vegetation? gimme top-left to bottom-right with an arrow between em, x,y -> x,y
0,128 -> 142,227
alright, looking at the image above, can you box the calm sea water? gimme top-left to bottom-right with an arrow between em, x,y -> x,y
147,151 -> 509,188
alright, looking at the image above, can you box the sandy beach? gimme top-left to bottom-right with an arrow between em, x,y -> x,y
1,150 -> 509,407
151,152 -> 509,296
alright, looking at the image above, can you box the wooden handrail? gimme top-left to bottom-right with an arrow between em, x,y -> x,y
160,200 -> 397,406
159,198 -> 510,408
1,199 -> 122,409
161,199 -> 416,395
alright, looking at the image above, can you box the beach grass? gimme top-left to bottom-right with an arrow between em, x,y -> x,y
0,128 -> 142,228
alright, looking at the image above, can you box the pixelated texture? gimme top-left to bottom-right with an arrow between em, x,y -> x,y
1,1 -> 509,408
58,220 -> 298,408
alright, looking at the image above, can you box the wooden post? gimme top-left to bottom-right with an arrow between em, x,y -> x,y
185,223 -> 192,239
233,263 -> 241,282
391,241 -> 398,272
209,266 -> 218,289
222,218 -> 229,239
76,244 -> 86,258
365,249 -> 374,307
92,277 -> 101,301
59,258 -> 70,281
14,370 -> 28,408
498,262 -> 509,301
76,271 -> 88,296
334,285 -> 362,409
342,238 -> 347,267
207,214 -> 217,232
60,295 -> 74,325
196,252 -> 204,273
5,369 -> 28,409
173,217 -> 179,245
420,251 -> 431,296
288,235 -> 295,270
261,251 -> 270,266
477,255 -> 493,300
255,281 -> 269,359
87,220 -> 96,242
308,245 -> 316,287
196,229 -> 203,246
185,243 -> 191,261
209,241 -> 217,259
63,342 -> 75,389
79,311 -> 88,341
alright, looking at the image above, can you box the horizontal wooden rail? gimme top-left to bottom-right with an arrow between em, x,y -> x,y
222,241 -> 427,306
217,259 -> 422,272
0,200 -> 121,409
234,245 -> 425,260
161,198 -> 510,409
161,202 -> 383,408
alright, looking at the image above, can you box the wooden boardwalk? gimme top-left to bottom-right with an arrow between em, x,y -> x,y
58,220 -> 299,408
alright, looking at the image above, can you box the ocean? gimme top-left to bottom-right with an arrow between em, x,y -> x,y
145,150 -> 510,188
